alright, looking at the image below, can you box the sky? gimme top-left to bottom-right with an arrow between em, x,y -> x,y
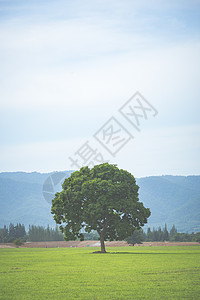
0,0 -> 200,177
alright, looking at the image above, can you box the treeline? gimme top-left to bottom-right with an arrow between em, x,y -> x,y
0,223 -> 64,243
1,223 -> 200,244
0,223 -> 26,243
86,225 -> 200,244
126,225 -> 200,245
145,224 -> 174,242
28,225 -> 64,242
144,225 -> 200,242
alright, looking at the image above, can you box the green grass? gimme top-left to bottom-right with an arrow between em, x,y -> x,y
0,246 -> 200,299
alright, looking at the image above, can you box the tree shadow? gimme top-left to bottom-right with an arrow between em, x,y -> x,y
106,251 -> 195,255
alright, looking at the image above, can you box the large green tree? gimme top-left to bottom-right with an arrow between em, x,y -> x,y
51,163 -> 151,253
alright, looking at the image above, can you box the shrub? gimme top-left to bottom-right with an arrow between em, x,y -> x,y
13,238 -> 24,247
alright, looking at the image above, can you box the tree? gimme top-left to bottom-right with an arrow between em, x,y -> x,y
169,225 -> 177,241
83,231 -> 99,241
0,225 -> 9,243
163,224 -> 169,241
126,229 -> 144,246
8,223 -> 16,242
13,238 -> 24,247
51,163 -> 151,253
146,227 -> 152,241
195,232 -> 200,243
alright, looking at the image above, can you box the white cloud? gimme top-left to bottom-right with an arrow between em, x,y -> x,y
0,137 -> 87,172
114,124 -> 200,177
0,0 -> 199,175
1,123 -> 199,176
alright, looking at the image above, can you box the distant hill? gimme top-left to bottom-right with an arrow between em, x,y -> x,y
0,171 -> 73,229
0,172 -> 199,232
137,175 -> 200,232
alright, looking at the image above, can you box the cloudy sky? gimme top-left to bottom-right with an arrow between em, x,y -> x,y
0,0 -> 200,177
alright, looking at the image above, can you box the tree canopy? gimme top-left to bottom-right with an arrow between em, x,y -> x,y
51,163 -> 151,252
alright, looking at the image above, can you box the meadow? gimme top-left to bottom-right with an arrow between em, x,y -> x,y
0,246 -> 200,299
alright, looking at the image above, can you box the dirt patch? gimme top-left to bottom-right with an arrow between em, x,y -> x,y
0,241 -> 199,248
0,243 -> 15,248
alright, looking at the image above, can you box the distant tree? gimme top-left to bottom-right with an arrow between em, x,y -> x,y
52,163 -> 151,253
83,231 -> 99,241
163,224 -> 169,241
195,232 -> 200,243
0,225 -> 9,243
53,226 -> 65,241
13,223 -> 26,240
13,238 -> 24,247
8,223 -> 16,242
46,225 -> 51,241
146,228 -> 152,241
126,230 -> 144,246
169,225 -> 177,241
170,232 -> 192,242
157,227 -> 163,241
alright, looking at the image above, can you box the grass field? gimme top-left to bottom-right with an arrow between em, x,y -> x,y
0,246 -> 200,299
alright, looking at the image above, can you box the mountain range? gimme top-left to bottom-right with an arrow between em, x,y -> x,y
0,171 -> 199,233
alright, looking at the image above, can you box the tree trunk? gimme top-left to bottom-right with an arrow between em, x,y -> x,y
100,233 -> 106,253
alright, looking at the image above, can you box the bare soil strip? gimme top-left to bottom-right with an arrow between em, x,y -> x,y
0,241 -> 199,248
